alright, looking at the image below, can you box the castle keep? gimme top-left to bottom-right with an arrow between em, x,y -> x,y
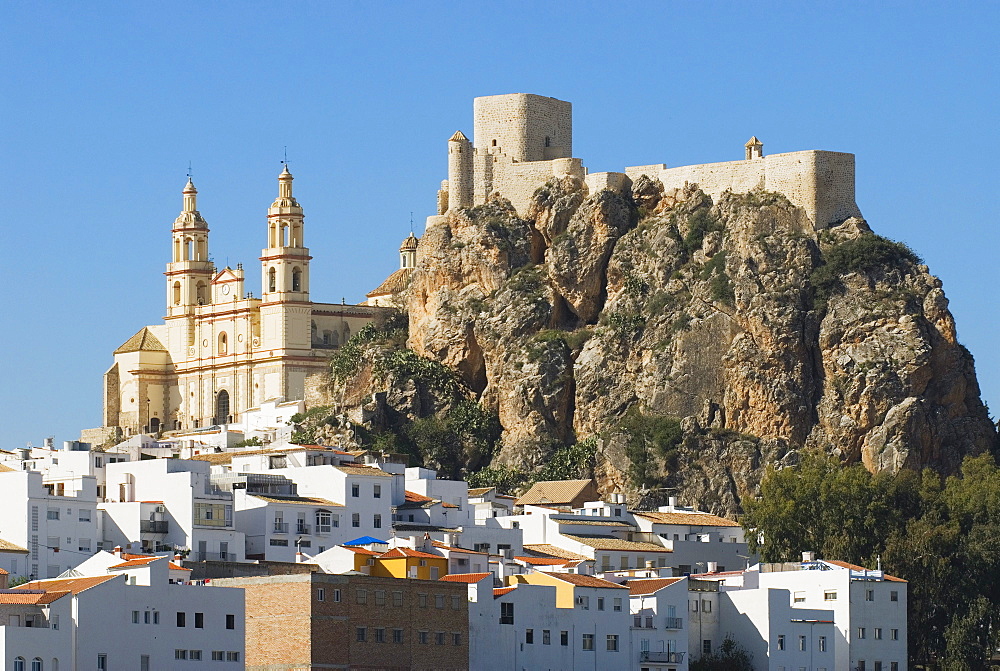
435,93 -> 861,229
101,168 -> 379,437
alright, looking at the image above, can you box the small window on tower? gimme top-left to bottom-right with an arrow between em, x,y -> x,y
173,282 -> 181,305
218,333 -> 228,355
196,281 -> 207,305
268,267 -> 276,293
292,268 -> 302,292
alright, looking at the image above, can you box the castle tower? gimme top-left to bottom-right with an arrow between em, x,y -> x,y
447,131 -> 473,210
473,93 -> 572,162
165,177 -> 214,317
260,165 -> 311,302
745,136 -> 764,160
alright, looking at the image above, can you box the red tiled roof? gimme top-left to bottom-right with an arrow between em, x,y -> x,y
18,575 -> 117,594
493,587 -> 517,598
432,541 -> 487,555
633,511 -> 741,527
379,547 -> 441,560
439,573 -> 492,584
405,490 -> 434,503
514,556 -> 568,566
626,578 -> 684,595
0,590 -> 70,605
345,546 -> 380,556
336,464 -> 393,478
545,573 -> 627,589
823,560 -> 907,582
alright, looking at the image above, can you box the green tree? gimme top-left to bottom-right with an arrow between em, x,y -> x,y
689,636 -> 754,671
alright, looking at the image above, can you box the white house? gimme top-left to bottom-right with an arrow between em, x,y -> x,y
626,577 -> 689,670
0,468 -> 99,580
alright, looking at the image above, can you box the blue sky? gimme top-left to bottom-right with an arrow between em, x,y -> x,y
1,2 -> 996,447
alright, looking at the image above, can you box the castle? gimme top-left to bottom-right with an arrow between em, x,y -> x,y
99,167 -> 382,437
96,93 -> 863,440
433,93 -> 861,229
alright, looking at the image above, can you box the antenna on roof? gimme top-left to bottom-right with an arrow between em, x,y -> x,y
187,161 -> 192,179
410,211 -> 414,234
281,146 -> 288,168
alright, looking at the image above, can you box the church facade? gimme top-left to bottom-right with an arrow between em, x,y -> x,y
102,168 -> 380,436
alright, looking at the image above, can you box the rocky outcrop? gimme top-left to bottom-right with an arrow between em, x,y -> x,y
321,176 -> 996,515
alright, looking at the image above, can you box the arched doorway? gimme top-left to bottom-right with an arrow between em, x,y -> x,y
149,417 -> 160,434
215,390 -> 230,426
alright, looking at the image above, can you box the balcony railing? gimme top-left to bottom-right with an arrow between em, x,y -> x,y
272,522 -> 289,533
664,616 -> 683,629
193,552 -> 232,562
640,651 -> 685,663
140,520 -> 169,534
295,524 -> 311,535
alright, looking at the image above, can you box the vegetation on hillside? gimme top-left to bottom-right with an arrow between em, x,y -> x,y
741,452 -> 1000,668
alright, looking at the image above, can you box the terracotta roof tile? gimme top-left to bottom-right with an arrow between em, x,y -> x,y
18,574 -> 117,594
514,556 -> 569,566
626,577 -> 684,595
431,541 -> 487,555
516,479 -> 596,507
439,573 -> 492,584
250,494 -> 342,506
0,464 -> 17,473
521,545 -> 589,561
114,327 -> 167,354
366,267 -> 414,298
0,590 -> 71,605
0,538 -> 29,553
557,519 -> 634,527
545,573 -> 627,589
379,548 -> 441,560
335,465 -> 393,478
561,534 -> 672,553
345,547 -> 380,556
493,586 -> 517,598
823,559 -> 907,582
633,511 -> 741,527
468,487 -> 494,497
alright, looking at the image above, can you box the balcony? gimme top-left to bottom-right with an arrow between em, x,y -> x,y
640,651 -> 685,663
272,522 -> 289,534
295,523 -> 311,535
140,520 -> 169,534
664,616 -> 683,629
632,615 -> 655,629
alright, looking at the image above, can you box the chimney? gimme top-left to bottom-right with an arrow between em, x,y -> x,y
802,551 -> 816,562
645,560 -> 654,569
295,551 -> 305,563
113,546 -> 123,558
707,561 -> 718,573
173,553 -> 183,566
668,496 -> 678,508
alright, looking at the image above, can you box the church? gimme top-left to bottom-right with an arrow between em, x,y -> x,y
101,167 -> 407,437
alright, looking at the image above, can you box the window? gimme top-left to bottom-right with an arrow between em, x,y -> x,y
31,661 -> 41,671
152,611 -> 159,624
418,593 -> 427,607
542,629 -> 551,645
525,629 -> 534,644
212,652 -> 224,661
316,511 -> 332,533
317,588 -> 325,602
392,590 -> 403,606
858,627 -> 866,639
866,589 -> 875,601
875,663 -> 883,671
78,509 -> 91,522
690,599 -> 698,612
875,627 -> 883,640
374,484 -> 381,498
144,611 -> 151,624
577,595 -> 589,610
818,635 -> 827,652
352,484 -> 360,497
393,629 -> 404,643
701,599 -> 712,613
175,650 -> 187,660
582,633 -> 595,651
47,509 -> 59,520
890,590 -> 899,602
14,657 -> 24,671
453,633 -> 461,646
777,634 -> 785,650
500,602 -> 514,624
799,635 -> 806,651
268,267 -> 276,292
226,614 -> 235,629
793,591 -> 806,603
375,627 -> 385,642
194,612 -> 204,628
374,514 -> 382,529
891,628 -> 899,640
560,630 -> 568,646
356,627 -> 367,642
333,589 -> 341,602
176,612 -> 186,627
189,650 -> 202,660
703,640 -> 712,654
132,610 -> 140,624
375,590 -> 386,605
352,513 -> 360,528
356,589 -> 367,604
140,655 -> 149,671
597,597 -> 605,611
891,663 -> 899,671
613,597 -> 622,612
858,663 -> 866,671
225,652 -> 240,662
269,538 -> 289,546
823,590 -> 837,601
418,631 -> 429,644
607,634 -> 619,651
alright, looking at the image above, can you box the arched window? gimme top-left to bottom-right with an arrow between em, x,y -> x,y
31,659 -> 42,671
196,281 -> 207,305
218,332 -> 228,355
173,281 -> 181,305
185,239 -> 193,260
292,267 -> 302,292
50,659 -> 58,671
268,267 -> 276,293
14,658 -> 25,671
215,390 -> 230,426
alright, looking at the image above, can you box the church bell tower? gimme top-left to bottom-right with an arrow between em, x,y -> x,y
260,165 -> 311,303
165,177 -> 213,318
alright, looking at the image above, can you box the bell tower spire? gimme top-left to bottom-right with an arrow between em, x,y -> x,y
166,176 -> 213,318
260,164 -> 311,302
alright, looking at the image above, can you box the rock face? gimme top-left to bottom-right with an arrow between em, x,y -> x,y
340,177 -> 997,514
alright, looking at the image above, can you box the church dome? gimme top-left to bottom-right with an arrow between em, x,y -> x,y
399,233 -> 419,252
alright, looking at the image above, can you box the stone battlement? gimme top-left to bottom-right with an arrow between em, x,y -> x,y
435,94 -> 862,231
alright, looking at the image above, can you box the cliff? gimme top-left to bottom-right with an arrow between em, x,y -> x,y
310,176 -> 997,514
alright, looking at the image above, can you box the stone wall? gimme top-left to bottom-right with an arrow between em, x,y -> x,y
473,93 -> 572,162
626,150 -> 861,229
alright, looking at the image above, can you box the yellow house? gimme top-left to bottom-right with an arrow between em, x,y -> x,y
373,547 -> 448,581
510,571 -> 627,609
